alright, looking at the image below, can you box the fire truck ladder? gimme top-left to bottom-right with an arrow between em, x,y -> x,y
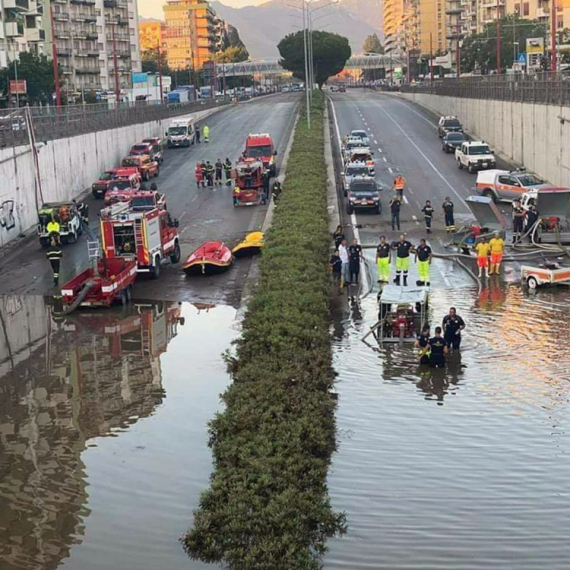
87,240 -> 100,270
134,219 -> 145,249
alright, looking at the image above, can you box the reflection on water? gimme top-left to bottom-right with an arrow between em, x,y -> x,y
0,297 -> 210,570
327,283 -> 570,569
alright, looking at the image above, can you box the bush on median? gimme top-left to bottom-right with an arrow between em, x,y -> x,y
182,90 -> 346,569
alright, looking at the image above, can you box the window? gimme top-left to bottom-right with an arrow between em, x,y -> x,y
514,3 -> 520,12
523,2 -> 529,15
558,17 -> 564,28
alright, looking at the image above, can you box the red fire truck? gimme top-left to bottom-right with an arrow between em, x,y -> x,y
100,202 -> 181,279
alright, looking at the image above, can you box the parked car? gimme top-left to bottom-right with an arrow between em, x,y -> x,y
438,116 -> 463,138
442,132 -> 467,153
474,169 -> 551,202
350,129 -> 370,147
141,137 -> 164,163
121,154 -> 160,181
455,141 -> 496,173
342,162 -> 371,196
346,177 -> 382,215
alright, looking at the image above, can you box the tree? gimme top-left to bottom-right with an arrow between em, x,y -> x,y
461,15 -> 548,73
141,50 -> 172,77
363,33 -> 384,54
0,52 -> 55,106
278,31 -> 351,87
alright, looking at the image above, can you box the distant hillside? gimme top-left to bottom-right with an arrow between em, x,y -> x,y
211,0 -> 384,59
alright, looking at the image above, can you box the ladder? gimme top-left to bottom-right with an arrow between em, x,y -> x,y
134,219 -> 144,249
87,240 -> 100,271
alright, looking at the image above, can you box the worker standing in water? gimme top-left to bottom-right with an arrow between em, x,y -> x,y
475,236 -> 491,278
428,327 -> 449,368
488,231 -> 505,275
375,235 -> 391,283
415,324 -> 431,365
46,238 -> 63,285
442,307 -> 466,350
512,199 -> 526,243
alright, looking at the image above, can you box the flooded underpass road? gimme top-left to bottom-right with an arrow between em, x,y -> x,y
0,296 -> 237,570
326,283 -> 570,569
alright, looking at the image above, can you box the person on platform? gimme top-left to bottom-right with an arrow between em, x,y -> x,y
415,238 -> 432,286
475,236 -> 491,278
392,234 -> 414,286
375,235 -> 391,283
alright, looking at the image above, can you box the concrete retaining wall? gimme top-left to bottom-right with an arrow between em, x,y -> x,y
0,108 -> 217,249
398,92 -> 570,189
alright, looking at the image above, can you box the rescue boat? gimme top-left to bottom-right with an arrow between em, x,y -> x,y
232,231 -> 265,258
182,241 -> 234,275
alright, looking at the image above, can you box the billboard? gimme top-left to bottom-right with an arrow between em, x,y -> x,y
9,80 -> 27,95
526,38 -> 544,55
132,72 -> 148,84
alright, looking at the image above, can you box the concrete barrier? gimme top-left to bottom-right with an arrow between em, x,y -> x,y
0,107 -> 222,249
397,92 -> 570,189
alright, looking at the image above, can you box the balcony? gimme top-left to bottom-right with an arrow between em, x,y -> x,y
57,47 -> 72,56
76,65 -> 101,74
445,7 -> 463,14
71,0 -> 96,4
26,27 -> 45,41
59,64 -> 73,74
536,7 -> 549,17
480,0 -> 504,6
3,0 -> 29,11
54,12 -> 70,21
5,22 -> 25,37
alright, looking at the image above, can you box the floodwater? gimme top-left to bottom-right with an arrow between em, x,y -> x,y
0,297 -> 235,570
326,282 -> 570,569
2,279 -> 570,570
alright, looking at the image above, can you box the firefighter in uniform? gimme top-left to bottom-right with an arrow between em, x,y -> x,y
205,161 -> 214,186
46,238 -> 63,285
375,235 -> 391,283
421,200 -> 435,233
442,197 -> 455,233
200,161 -> 207,186
46,218 -> 61,244
393,174 -> 406,200
73,200 -> 89,226
215,158 -> 223,186
415,238 -> 432,286
223,158 -> 232,185
512,199 -> 526,243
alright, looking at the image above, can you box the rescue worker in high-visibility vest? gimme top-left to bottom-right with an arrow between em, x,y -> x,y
46,238 -> 63,285
46,218 -> 61,244
233,186 -> 241,206
393,174 -> 406,200
202,124 -> 210,143
223,158 -> 232,186
415,238 -> 432,286
442,197 -> 455,233
375,235 -> 391,283
488,231 -> 505,275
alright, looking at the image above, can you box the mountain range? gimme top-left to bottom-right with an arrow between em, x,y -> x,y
211,0 -> 383,59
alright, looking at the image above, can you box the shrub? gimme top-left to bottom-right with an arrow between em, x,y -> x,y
182,91 -> 346,569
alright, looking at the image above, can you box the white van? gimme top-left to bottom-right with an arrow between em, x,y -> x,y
166,118 -> 195,148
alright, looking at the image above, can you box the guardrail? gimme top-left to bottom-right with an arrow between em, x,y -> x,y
0,98 -> 231,149
400,73 -> 570,106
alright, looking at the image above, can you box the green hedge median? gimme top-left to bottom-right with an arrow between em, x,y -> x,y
182,90 -> 346,569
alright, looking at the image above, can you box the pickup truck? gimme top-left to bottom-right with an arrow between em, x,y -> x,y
121,154 -> 160,181
346,177 -> 382,215
474,169 -> 550,202
342,162 -> 371,196
455,141 -> 496,173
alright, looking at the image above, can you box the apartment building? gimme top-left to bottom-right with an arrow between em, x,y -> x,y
505,0 -> 570,31
0,0 -> 45,68
384,0 -> 405,53
139,18 -> 165,53
46,0 -> 141,96
163,0 -> 224,71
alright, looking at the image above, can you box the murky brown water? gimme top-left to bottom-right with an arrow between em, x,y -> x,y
327,283 -> 570,569
0,297 -> 235,570
1,283 -> 570,570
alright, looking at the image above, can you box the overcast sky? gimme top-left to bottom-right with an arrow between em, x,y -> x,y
139,0 -> 266,19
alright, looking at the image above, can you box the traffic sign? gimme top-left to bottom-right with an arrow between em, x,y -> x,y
518,53 -> 526,64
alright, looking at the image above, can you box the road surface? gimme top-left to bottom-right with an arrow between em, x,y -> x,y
0,94 -> 300,307
328,89 -> 520,292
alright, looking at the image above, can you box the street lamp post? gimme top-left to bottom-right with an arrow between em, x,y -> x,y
111,15 -> 120,103
302,1 -> 310,128
551,0 -> 557,72
49,2 -> 62,107
157,40 -> 164,104
496,0 -> 502,74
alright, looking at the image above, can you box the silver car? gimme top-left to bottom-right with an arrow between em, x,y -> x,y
350,129 -> 370,147
342,163 -> 371,196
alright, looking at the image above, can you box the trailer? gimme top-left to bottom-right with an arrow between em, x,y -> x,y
521,263 -> 570,289
61,257 -> 137,308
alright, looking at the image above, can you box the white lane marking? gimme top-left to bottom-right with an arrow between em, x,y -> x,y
191,195 -> 198,202
373,139 -> 378,145
377,147 -> 382,153
388,167 -> 393,173
329,97 -> 368,293
383,156 -> 387,162
377,105 -> 468,207
439,267 -> 452,287
403,195 -> 409,204
179,210 -> 187,220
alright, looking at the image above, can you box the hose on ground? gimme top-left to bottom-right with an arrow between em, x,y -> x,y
52,282 -> 94,317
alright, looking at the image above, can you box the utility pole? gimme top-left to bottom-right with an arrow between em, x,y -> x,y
157,40 -> 164,104
112,15 -> 120,103
496,0 -> 501,74
49,2 -> 62,107
551,0 -> 557,72
14,59 -> 20,108
456,21 -> 461,77
430,32 -> 434,83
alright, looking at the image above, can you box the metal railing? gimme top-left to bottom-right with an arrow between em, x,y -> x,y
400,72 -> 570,106
0,98 -> 231,149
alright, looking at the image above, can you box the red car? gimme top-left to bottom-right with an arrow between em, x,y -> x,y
121,154 -> 160,181
104,174 -> 141,206
131,141 -> 163,164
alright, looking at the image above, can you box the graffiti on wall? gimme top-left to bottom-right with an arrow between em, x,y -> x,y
0,200 -> 15,231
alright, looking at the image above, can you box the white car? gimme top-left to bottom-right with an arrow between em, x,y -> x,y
455,141 -> 496,173
350,129 -> 370,147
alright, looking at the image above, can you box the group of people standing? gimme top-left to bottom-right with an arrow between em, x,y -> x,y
415,307 -> 466,368
195,158 -> 232,188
